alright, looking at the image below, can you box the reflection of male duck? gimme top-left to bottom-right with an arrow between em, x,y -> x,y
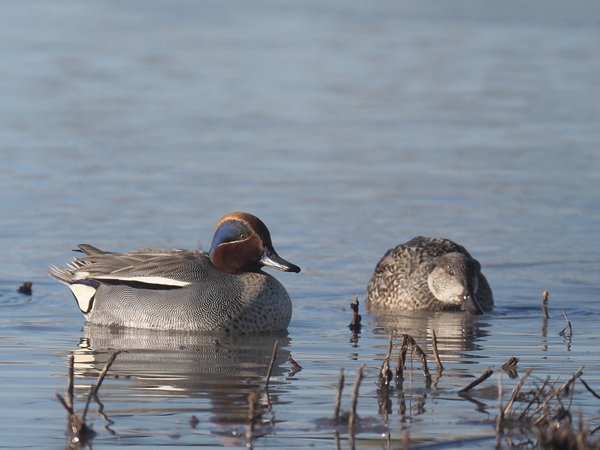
70,325 -> 292,439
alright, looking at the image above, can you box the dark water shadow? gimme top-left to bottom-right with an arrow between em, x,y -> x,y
66,325 -> 292,445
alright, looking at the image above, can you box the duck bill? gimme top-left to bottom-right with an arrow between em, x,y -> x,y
461,291 -> 484,314
260,247 -> 301,273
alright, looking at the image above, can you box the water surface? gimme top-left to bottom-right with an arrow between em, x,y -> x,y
1,1 -> 600,448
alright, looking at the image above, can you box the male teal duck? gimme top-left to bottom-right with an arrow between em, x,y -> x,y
49,212 -> 300,332
366,237 -> 493,314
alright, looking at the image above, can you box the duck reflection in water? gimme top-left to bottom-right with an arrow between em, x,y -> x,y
67,325 -> 293,444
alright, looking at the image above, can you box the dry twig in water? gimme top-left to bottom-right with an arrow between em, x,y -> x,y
502,356 -> 520,379
349,297 -> 362,331
288,354 -> 302,375
431,329 -> 443,373
500,367 -> 599,449
334,368 -> 345,421
395,334 -> 430,381
265,340 -> 278,390
580,378 -> 600,400
560,308 -> 573,336
495,372 -> 503,450
542,290 -> 549,319
378,335 -> 393,388
56,349 -> 122,447
348,363 -> 366,431
458,367 -> 494,394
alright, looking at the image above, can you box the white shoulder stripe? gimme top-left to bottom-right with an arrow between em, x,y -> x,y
92,275 -> 191,287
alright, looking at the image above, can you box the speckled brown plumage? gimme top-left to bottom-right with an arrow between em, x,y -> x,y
366,236 -> 493,313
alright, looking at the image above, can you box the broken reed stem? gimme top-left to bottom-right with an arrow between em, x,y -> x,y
411,341 -> 431,379
580,378 -> 600,400
334,430 -> 341,450
247,389 -> 259,426
349,297 -> 362,331
90,350 -> 122,397
81,387 -> 95,421
402,429 -> 410,450
542,290 -> 549,319
379,335 -> 393,387
265,340 -> 279,390
348,363 -> 366,431
530,368 -> 583,419
503,369 -> 532,416
396,334 -> 431,380
395,335 -> 410,379
458,367 -> 494,394
560,308 -> 573,335
495,372 -> 503,450
517,375 -> 551,422
288,354 -> 302,373
55,392 -> 74,415
556,366 -> 584,397
431,329 -> 444,372
334,368 -> 345,421
67,354 -> 75,411
82,350 -> 122,421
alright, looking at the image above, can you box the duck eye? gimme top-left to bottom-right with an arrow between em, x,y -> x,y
239,233 -> 247,240
448,268 -> 455,276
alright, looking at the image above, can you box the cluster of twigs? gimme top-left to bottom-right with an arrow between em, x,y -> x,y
497,367 -> 600,449
375,332 -> 443,391
56,350 -> 121,449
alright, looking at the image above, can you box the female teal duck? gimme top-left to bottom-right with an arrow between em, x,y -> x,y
49,212 -> 300,332
366,237 -> 493,314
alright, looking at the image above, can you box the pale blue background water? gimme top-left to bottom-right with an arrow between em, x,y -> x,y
1,1 -> 600,448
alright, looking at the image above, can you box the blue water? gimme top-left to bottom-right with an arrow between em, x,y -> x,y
1,1 -> 600,448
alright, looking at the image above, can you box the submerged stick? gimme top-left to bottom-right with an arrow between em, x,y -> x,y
334,368 -> 345,421
542,290 -> 549,319
458,367 -> 494,394
348,364 -> 366,430
265,340 -> 279,390
431,329 -> 444,372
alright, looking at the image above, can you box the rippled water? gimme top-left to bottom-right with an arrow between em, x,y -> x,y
1,1 -> 600,449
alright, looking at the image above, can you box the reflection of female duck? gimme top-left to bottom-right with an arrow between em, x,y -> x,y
369,310 -> 490,355
367,237 -> 493,314
50,212 -> 300,332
